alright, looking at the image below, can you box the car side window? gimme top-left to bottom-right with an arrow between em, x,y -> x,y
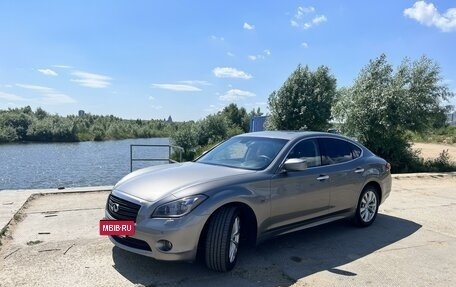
350,143 -> 362,159
287,139 -> 321,168
320,138 -> 353,165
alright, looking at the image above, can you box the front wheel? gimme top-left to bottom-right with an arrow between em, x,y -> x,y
204,206 -> 241,272
354,186 -> 379,227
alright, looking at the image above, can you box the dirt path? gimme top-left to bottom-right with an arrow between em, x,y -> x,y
412,142 -> 456,160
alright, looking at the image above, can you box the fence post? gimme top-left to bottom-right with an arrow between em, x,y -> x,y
130,145 -> 133,172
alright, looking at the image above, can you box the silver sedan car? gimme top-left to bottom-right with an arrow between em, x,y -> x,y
105,131 -> 392,272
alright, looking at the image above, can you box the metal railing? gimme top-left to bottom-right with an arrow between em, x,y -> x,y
130,144 -> 184,172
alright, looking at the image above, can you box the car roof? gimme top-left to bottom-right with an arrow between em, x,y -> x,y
237,131 -> 333,141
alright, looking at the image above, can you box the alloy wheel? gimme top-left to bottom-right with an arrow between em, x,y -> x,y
360,190 -> 377,223
229,216 -> 240,263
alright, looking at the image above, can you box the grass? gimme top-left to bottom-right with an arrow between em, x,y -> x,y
408,126 -> 456,144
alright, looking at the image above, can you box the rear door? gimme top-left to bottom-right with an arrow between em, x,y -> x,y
318,138 -> 365,213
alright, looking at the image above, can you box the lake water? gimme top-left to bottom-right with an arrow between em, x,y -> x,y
0,138 -> 172,190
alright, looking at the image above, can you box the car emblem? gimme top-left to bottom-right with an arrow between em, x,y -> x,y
109,202 -> 120,213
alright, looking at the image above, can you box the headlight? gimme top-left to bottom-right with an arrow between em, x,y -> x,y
152,195 -> 207,218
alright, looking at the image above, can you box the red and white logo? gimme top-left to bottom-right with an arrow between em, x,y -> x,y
99,220 -> 135,236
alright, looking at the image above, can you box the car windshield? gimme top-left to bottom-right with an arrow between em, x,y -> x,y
196,136 -> 288,170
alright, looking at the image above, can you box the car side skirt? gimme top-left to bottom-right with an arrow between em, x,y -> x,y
258,208 -> 353,243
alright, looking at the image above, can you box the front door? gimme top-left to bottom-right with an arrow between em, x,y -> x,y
267,138 -> 331,232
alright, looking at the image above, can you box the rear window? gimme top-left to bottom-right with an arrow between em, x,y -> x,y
350,143 -> 362,159
320,138 -> 353,165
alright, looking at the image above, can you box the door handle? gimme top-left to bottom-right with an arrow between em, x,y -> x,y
316,175 -> 329,181
354,168 -> 365,174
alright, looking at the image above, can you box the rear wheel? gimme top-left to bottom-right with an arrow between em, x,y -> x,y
204,206 -> 240,272
354,186 -> 379,227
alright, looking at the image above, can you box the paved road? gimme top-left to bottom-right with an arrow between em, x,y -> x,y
0,176 -> 455,287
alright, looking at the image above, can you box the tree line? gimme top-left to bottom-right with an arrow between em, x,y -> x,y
0,103 -> 262,149
0,106 -> 179,143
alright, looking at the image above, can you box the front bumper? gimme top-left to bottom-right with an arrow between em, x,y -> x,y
105,210 -> 209,262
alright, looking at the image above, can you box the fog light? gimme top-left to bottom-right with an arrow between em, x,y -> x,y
156,240 -> 173,252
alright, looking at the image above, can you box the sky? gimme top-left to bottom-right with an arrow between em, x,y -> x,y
0,0 -> 455,121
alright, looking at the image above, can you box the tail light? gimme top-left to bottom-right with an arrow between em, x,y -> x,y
385,162 -> 391,173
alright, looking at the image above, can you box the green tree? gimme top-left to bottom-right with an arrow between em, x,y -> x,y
172,122 -> 198,161
220,103 -> 250,133
197,114 -> 228,146
1,110 -> 33,140
268,64 -> 337,131
34,107 -> 48,120
248,107 -> 263,118
333,54 -> 453,172
0,125 -> 18,142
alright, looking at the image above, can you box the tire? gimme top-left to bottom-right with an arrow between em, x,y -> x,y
205,206 -> 241,272
353,186 -> 380,227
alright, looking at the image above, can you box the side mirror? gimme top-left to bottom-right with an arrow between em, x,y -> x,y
283,158 -> 307,171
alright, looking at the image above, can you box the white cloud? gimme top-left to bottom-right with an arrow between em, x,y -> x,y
52,65 -> 73,69
38,68 -> 58,76
71,71 -> 112,88
312,15 -> 327,25
219,89 -> 256,101
243,22 -> 255,30
152,83 -> 202,91
178,80 -> 212,86
301,42 -> 309,48
148,96 -> 155,101
213,67 -> 252,79
248,49 -> 271,61
404,1 -> 456,32
42,94 -> 76,104
210,35 -> 225,41
16,84 -> 54,93
227,52 -> 235,57
16,83 -> 76,104
291,6 -> 327,30
297,6 -> 315,17
0,91 -> 26,101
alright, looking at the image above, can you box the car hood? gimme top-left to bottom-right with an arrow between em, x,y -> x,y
114,162 -> 255,202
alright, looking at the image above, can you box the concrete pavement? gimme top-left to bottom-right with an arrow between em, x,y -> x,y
0,174 -> 455,286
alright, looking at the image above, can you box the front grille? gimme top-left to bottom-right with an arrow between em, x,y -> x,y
107,194 -> 141,222
112,235 -> 152,251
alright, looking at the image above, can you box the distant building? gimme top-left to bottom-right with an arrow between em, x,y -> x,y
448,112 -> 456,126
167,116 -> 173,123
249,116 -> 269,132
78,110 -> 85,117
